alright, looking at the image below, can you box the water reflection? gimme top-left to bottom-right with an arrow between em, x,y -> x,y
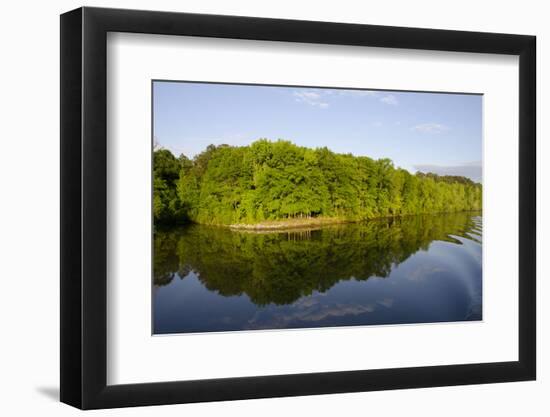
154,212 -> 482,334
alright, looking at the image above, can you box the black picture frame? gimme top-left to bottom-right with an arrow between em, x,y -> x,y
60,6 -> 536,410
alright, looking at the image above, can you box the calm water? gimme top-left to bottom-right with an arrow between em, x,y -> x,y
153,212 -> 482,334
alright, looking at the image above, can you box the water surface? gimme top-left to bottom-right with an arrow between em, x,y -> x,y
153,212 -> 482,334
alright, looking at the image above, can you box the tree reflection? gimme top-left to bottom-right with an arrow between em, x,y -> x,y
154,212 -> 481,306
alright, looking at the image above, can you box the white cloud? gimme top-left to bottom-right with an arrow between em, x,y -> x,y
293,90 -> 330,108
293,88 -> 400,108
339,90 -> 378,97
290,88 -> 408,110
411,122 -> 449,133
380,94 -> 398,105
296,91 -> 321,100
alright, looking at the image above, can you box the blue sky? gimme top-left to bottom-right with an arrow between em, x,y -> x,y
153,81 -> 482,182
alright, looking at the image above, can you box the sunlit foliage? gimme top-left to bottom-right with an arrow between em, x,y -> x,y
153,140 -> 482,225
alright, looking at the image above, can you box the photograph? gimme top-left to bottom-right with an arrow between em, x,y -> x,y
152,81 -> 483,334
52,4 -> 539,412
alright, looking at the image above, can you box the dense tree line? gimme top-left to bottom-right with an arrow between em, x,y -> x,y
153,140 -> 482,225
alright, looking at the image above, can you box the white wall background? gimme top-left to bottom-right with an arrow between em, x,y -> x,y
0,0 -> 545,415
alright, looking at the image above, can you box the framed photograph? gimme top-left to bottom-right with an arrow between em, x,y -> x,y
60,6 -> 536,409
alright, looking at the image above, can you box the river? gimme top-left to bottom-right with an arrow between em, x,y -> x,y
153,212 -> 482,334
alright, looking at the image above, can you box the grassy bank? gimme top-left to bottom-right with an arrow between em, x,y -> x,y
226,210 -> 483,232
228,217 -> 351,231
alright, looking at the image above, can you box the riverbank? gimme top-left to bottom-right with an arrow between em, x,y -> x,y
226,210 -> 482,231
228,217 -> 351,231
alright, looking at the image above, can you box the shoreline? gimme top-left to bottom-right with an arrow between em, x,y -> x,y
153,211 -> 483,233
226,210 -> 482,231
228,217 -> 351,231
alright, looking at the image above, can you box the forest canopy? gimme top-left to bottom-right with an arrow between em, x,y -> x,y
153,139 -> 482,225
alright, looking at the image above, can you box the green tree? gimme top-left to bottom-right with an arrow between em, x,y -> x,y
152,139 -> 482,226
153,149 -> 185,223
